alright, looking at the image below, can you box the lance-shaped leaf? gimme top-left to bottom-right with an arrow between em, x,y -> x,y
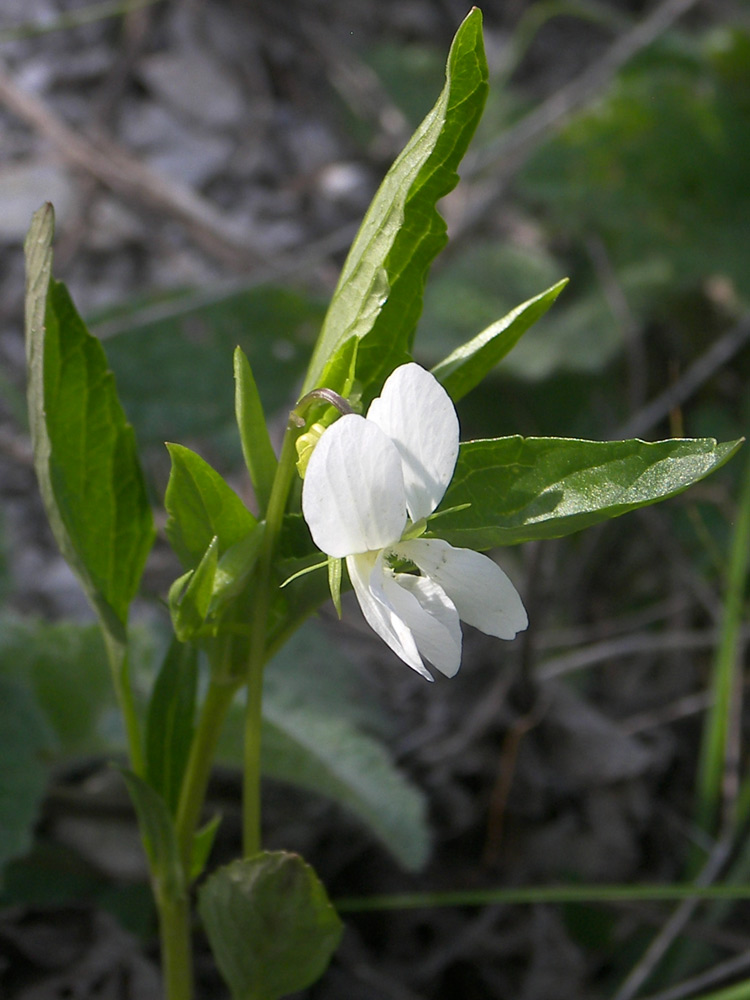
198,852 -> 342,1000
302,8 -> 488,403
145,638 -> 198,815
435,436 -> 743,548
120,769 -> 184,897
234,347 -> 277,516
431,279 -> 569,401
24,204 -> 154,635
165,443 -> 256,569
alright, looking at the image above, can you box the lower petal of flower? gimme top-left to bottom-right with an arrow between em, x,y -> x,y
396,538 -> 528,640
381,572 -> 462,678
346,552 -> 433,681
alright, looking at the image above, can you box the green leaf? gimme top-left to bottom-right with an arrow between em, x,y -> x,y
302,8 -> 489,403
234,347 -> 278,516
210,522 -> 266,615
431,279 -> 568,400
145,639 -> 198,815
168,537 -> 220,641
191,814 -> 221,882
165,443 -> 256,569
169,523 -> 267,641
418,242 -> 620,382
24,204 -> 154,634
198,852 -> 342,1000
0,674 -> 56,875
435,436 -> 743,548
119,769 -> 184,896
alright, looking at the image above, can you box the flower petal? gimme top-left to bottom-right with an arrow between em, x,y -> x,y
302,414 -> 407,557
382,572 -> 462,678
347,552 -> 433,680
367,363 -> 459,522
396,538 -> 528,640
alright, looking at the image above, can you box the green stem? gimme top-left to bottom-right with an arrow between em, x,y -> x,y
695,450 -> 750,836
243,421 -> 303,857
175,676 -> 240,875
161,658 -> 240,1000
103,628 -> 145,776
156,886 -> 193,1000
243,657 -> 264,856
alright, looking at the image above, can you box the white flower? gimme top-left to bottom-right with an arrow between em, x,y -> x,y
301,363 -> 528,679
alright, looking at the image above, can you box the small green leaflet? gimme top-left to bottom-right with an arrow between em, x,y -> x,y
165,443 -> 256,570
234,346 -> 278,516
431,279 -> 569,401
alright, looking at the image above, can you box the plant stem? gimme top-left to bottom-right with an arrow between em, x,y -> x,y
103,628 -> 145,776
695,450 -> 750,835
175,676 -> 240,875
243,420 -> 303,857
156,886 -> 193,1000
243,656 -> 264,856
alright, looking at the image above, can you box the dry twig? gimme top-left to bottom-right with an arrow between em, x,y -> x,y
617,315 -> 750,439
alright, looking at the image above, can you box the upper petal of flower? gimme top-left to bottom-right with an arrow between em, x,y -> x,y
346,552 -> 432,680
367,363 -> 459,522
396,538 -> 528,640
382,572 -> 462,678
302,414 -> 407,557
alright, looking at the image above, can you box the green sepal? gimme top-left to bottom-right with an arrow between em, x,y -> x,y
328,556 -> 343,619
295,423 -> 326,479
431,278 -> 569,401
234,346 -> 278,516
